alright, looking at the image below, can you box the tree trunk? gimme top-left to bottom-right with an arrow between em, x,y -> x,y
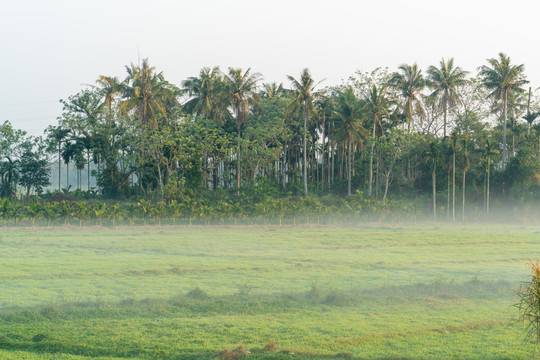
447,170 -> 450,221
383,168 -> 391,204
303,101 -> 308,197
487,157 -> 491,218
452,150 -> 456,222
432,167 -> 437,220
347,137 -> 352,196
237,125 -> 241,196
58,143 -> 61,191
502,89 -> 508,170
462,170 -> 466,222
87,151 -> 91,191
321,114 -> 325,188
369,118 -> 376,197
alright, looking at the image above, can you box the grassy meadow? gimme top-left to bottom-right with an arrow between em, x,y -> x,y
0,224 -> 538,359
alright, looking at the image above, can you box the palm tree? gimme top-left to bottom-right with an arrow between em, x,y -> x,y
46,125 -> 71,191
364,84 -> 394,196
226,67 -> 262,194
262,82 -> 284,99
478,52 -> 528,170
182,66 -> 230,124
96,76 -> 121,115
389,63 -> 426,133
287,69 -> 320,197
427,58 -> 468,138
333,87 -> 368,196
120,58 -> 177,129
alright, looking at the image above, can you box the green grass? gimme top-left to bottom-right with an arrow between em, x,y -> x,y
0,224 -> 538,359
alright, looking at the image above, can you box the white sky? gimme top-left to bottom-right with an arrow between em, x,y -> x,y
1,0 -> 539,136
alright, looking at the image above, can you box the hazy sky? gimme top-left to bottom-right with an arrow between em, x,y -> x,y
2,0 -> 539,136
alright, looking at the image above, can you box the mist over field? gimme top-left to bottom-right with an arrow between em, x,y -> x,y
0,223 -> 537,359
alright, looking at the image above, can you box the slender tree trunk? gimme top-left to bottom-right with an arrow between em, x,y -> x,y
447,171 -> 450,221
347,137 -> 352,196
237,125 -> 241,196
487,157 -> 491,218
502,89 -> 508,170
87,151 -> 90,190
369,118 -> 376,197
383,169 -> 391,204
66,162 -> 69,190
443,102 -> 447,138
452,151 -> 456,222
303,102 -> 308,197
462,169 -> 466,222
321,114 -> 325,188
58,144 -> 61,191
432,167 -> 437,220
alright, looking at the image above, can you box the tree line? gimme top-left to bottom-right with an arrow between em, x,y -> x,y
1,52 -> 539,221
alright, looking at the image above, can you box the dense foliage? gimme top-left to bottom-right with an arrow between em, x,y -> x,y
2,53 -> 540,221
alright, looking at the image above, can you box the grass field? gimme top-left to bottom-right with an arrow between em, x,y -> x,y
0,224 -> 538,359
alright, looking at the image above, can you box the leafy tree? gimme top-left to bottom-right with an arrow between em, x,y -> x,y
18,138 -> 50,197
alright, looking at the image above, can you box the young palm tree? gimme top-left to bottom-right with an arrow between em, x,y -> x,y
333,87 -> 368,196
389,63 -> 426,133
427,58 -> 468,138
287,69 -> 320,197
226,67 -> 262,194
478,52 -> 528,170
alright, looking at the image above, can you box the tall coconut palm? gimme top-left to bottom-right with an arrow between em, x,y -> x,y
364,84 -> 394,196
182,66 -> 230,124
226,67 -> 262,194
287,69 -> 320,197
478,52 -> 528,170
389,63 -> 426,133
333,87 -> 368,196
427,58 -> 468,138
120,58 -> 178,129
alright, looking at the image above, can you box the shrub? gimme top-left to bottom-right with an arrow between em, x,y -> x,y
516,260 -> 540,356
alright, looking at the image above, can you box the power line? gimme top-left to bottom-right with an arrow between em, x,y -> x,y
3,115 -> 58,121
0,100 -> 59,107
